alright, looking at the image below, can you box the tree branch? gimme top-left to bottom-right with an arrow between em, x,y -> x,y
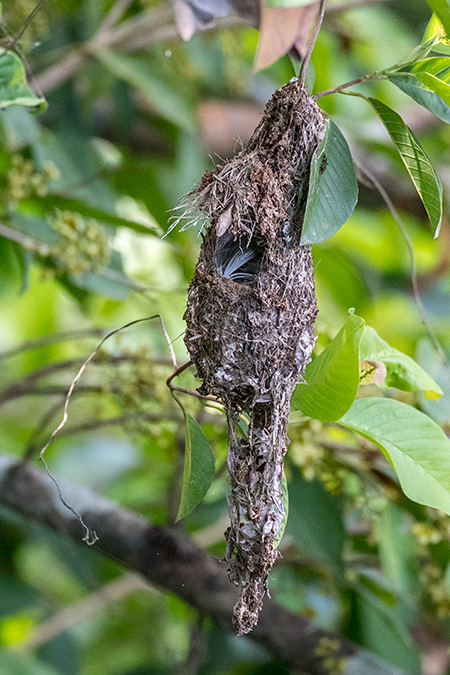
0,453 -> 410,675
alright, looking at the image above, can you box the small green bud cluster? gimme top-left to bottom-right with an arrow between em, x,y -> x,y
419,562 -> 450,619
289,419 -> 324,480
8,155 -> 60,202
50,210 -> 110,276
102,347 -> 167,411
314,637 -> 346,675
412,522 -> 442,547
115,347 -> 156,409
411,511 -> 450,618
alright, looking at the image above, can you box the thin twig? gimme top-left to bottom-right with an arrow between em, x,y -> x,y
34,315 -> 173,545
0,222 -> 43,251
356,160 -> 450,374
9,0 -> 48,48
22,398 -> 67,463
0,328 -> 105,361
32,12 -> 245,94
0,353 -> 171,405
38,316 -> 169,460
23,411 -> 178,463
313,73 -> 382,100
299,0 -> 326,88
97,0 -> 135,35
166,360 -> 219,403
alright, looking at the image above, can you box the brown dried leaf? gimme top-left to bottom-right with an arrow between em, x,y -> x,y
254,2 -> 319,72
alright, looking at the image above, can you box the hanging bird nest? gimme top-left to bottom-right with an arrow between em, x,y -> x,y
182,79 -> 326,635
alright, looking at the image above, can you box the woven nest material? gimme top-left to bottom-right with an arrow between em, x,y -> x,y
183,79 -> 325,635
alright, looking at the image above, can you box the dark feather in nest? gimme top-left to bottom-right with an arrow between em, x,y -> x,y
183,79 -> 326,635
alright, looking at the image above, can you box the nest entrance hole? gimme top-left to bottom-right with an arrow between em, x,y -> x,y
215,230 -> 266,284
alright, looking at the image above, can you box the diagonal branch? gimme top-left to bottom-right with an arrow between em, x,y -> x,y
0,453 -> 410,675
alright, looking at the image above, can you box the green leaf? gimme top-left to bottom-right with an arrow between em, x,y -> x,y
352,582 -> 421,673
176,415 -> 216,521
417,339 -> 450,424
0,105 -> 40,149
360,326 -> 443,399
376,504 -> 419,598
339,398 -> 450,516
422,12 -> 449,45
415,70 -> 450,104
292,309 -> 365,421
388,73 -> 450,123
369,98 -> 443,236
358,574 -> 397,608
97,50 -> 195,132
423,13 -> 442,42
425,0 -> 450,37
286,467 -> 344,571
387,57 -> 450,123
301,120 -> 358,245
409,57 -> 450,79
422,12 -> 450,55
0,48 -> 46,112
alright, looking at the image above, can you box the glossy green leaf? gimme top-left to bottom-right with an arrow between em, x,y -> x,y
409,57 -> 450,79
388,74 -> 450,123
301,120 -> 358,245
176,415 -> 215,521
422,17 -> 450,54
388,57 -> 450,122
292,309 -> 365,421
369,98 -> 443,236
0,48 -> 46,112
360,326 -> 442,399
415,71 -> 450,104
97,50 -> 195,132
423,13 -> 443,42
425,0 -> 450,36
339,398 -> 450,516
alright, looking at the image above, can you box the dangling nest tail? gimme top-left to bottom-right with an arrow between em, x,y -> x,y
182,79 -> 325,635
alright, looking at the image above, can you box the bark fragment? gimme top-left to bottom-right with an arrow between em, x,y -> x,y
183,80 -> 325,635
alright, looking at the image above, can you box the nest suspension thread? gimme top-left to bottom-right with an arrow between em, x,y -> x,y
183,79 -> 326,635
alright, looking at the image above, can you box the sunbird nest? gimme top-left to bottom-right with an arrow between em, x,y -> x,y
182,80 -> 326,635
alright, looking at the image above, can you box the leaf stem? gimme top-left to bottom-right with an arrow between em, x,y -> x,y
313,73 -> 382,100
299,0 -> 326,88
166,360 -> 219,403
